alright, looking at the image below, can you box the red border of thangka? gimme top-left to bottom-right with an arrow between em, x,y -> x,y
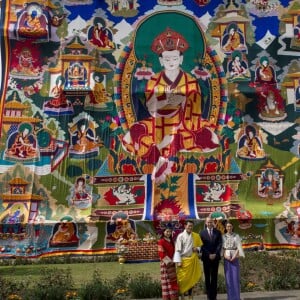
0,0 -> 11,136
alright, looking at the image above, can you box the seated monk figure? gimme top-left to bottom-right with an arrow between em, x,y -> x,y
50,220 -> 79,246
255,56 -> 276,86
237,125 -> 265,159
19,9 -> 47,36
122,27 -> 219,178
44,76 -> 71,109
89,74 -> 110,104
222,23 -> 246,53
69,119 -> 101,154
6,123 -> 38,159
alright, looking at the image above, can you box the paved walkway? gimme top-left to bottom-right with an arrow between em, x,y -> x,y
196,290 -> 300,299
137,290 -> 300,300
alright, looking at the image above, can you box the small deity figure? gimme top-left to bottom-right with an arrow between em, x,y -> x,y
222,23 -> 247,54
258,168 -> 281,198
257,85 -> 286,121
89,20 -> 114,49
49,219 -> 79,247
50,13 -> 67,27
2,207 -> 23,234
6,123 -> 38,160
127,0 -> 135,9
255,56 -> 276,86
107,218 -> 136,243
227,50 -> 250,81
143,232 -> 156,243
89,74 -> 110,104
237,125 -> 265,160
0,205 -> 24,234
128,232 -> 138,243
24,10 -> 42,31
263,90 -> 279,115
19,9 -> 47,35
65,62 -> 87,88
70,176 -> 92,209
286,220 -> 296,236
7,207 -> 22,224
11,47 -> 40,76
44,76 -> 73,114
112,0 -> 119,11
69,118 -> 102,155
293,15 -> 300,41
74,177 -> 90,200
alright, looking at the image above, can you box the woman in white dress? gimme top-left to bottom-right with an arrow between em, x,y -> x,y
222,222 -> 245,300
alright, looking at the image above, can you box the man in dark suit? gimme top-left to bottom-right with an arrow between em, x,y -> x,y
200,217 -> 223,300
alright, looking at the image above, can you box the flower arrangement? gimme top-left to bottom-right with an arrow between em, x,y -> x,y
7,295 -> 22,300
115,243 -> 129,264
65,291 -> 80,300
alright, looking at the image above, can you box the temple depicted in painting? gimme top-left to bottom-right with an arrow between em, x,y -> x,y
0,177 -> 43,239
48,35 -> 94,96
208,1 -> 250,56
1,91 -> 41,134
281,63 -> 300,112
45,35 -> 96,115
279,1 -> 300,54
0,91 -> 69,170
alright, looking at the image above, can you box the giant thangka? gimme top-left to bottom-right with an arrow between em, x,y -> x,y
0,0 -> 299,258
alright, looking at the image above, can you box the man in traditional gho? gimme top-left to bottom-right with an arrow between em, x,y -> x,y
174,220 -> 202,300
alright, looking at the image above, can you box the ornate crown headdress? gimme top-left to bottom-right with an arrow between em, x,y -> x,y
151,27 -> 189,55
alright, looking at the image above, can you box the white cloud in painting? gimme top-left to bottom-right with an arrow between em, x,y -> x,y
114,19 -> 133,45
199,12 -> 212,31
67,16 -> 87,38
257,30 -> 276,50
292,127 -> 300,140
258,121 -> 295,136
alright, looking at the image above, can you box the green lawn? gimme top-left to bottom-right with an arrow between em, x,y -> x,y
0,261 -> 161,288
1,251 -> 300,295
